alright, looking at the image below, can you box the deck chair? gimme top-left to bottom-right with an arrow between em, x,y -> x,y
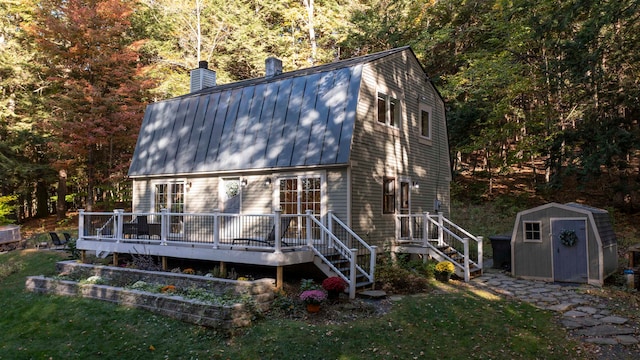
63,232 -> 74,243
49,232 -> 68,249
232,217 -> 293,247
136,215 -> 150,238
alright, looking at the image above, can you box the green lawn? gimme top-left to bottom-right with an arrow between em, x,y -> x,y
1,249 -> 589,359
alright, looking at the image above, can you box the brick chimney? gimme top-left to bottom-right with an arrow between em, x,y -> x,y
265,57 -> 282,78
190,61 -> 216,92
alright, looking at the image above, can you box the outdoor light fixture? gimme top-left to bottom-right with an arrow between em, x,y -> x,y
412,181 -> 419,189
241,178 -> 248,187
265,178 -> 272,185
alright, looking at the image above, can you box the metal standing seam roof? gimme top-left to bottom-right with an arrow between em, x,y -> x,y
128,47 -> 412,177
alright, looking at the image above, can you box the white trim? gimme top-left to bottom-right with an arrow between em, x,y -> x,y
522,220 -> 542,243
150,178 -> 187,213
419,103 -> 433,141
273,171 -> 327,219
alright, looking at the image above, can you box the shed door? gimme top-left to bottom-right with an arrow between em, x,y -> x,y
552,219 -> 588,283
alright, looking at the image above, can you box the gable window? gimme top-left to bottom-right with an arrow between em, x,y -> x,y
420,109 -> 431,139
377,93 -> 400,128
383,177 -> 396,214
524,221 -> 541,242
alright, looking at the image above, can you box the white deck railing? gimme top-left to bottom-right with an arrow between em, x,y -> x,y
396,212 -> 483,282
78,209 -> 372,298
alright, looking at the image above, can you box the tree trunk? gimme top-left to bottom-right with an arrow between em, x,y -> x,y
35,180 -> 49,218
56,169 -> 67,221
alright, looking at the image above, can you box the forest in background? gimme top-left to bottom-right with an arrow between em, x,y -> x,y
1,0 -> 638,223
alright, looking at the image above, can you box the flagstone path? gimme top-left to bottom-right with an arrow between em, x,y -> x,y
470,270 -> 639,348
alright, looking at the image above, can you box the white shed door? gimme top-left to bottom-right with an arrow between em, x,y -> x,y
552,219 -> 588,283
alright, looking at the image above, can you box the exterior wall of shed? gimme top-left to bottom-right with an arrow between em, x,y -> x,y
349,51 -> 451,248
513,207 -> 603,284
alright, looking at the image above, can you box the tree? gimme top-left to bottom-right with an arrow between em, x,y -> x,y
27,0 -> 154,213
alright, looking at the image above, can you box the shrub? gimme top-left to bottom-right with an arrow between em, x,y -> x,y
321,276 -> 346,292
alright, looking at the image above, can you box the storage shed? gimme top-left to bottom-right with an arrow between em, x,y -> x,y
511,202 -> 618,286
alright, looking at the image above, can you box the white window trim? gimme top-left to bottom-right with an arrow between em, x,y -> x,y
419,103 -> 433,140
523,221 -> 542,243
376,91 -> 402,129
150,179 -> 187,213
272,171 -> 326,218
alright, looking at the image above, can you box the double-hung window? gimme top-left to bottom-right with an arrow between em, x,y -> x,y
383,178 -> 396,214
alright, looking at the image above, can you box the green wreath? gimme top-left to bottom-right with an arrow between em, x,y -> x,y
559,229 -> 578,247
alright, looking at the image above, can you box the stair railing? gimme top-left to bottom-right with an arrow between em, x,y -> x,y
305,210 -> 376,299
423,213 -> 483,282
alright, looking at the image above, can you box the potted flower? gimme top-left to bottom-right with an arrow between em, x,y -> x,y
322,276 -> 347,300
435,260 -> 455,282
299,289 -> 327,313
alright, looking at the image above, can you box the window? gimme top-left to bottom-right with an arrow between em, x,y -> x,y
377,95 -> 386,124
377,93 -> 400,128
383,178 -> 395,214
420,109 -> 431,139
524,221 -> 541,242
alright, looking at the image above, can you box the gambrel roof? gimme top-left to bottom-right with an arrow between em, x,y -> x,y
128,47 -> 413,177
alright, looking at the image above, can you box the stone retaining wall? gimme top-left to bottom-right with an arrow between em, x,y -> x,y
25,261 -> 276,334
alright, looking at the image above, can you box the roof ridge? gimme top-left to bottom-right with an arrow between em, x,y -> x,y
176,47 -> 411,99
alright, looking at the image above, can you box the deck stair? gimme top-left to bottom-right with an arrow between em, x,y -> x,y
313,250 -> 373,288
433,245 -> 483,279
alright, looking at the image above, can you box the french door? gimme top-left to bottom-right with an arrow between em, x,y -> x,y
278,175 -> 323,239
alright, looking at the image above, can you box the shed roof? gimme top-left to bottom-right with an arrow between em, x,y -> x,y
128,47 -> 413,177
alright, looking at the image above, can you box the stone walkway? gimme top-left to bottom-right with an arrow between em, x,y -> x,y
469,270 -> 639,347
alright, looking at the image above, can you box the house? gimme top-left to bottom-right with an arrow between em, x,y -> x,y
511,202 -> 618,286
77,47 -> 482,297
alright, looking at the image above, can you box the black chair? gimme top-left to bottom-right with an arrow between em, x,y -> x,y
49,232 -> 68,249
63,232 -> 74,243
232,217 -> 292,247
136,216 -> 150,237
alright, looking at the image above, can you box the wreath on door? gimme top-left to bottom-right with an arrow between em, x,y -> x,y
559,229 -> 578,247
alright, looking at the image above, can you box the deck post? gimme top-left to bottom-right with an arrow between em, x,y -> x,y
477,236 -> 483,271
463,238 -> 470,282
162,256 -> 167,270
115,209 -> 124,243
78,209 -> 85,241
438,214 -> 445,247
219,261 -> 226,277
349,248 -> 357,299
160,208 -> 168,245
113,253 -> 118,267
276,266 -> 283,291
274,210 -> 282,253
213,210 -> 219,249
305,210 -> 313,248
81,250 -> 86,263
423,212 -> 429,247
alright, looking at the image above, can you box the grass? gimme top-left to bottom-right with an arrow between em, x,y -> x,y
0,250 -> 590,359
